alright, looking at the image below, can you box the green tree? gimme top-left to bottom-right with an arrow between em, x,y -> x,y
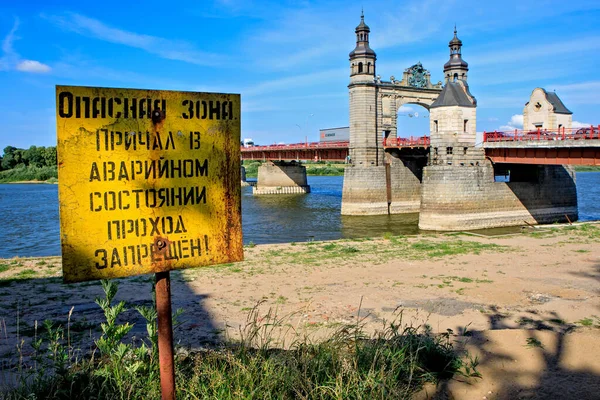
23,145 -> 45,167
2,146 -> 20,169
43,146 -> 57,167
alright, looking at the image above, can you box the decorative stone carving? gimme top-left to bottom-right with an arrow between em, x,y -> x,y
407,62 -> 428,88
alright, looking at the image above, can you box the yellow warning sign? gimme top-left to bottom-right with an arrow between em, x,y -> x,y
56,86 -> 243,283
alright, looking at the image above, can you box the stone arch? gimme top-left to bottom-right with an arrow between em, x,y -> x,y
378,89 -> 439,147
394,101 -> 432,141
395,100 -> 432,112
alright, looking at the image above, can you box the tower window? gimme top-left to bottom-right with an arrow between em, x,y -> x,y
434,147 -> 438,156
453,73 -> 458,82
434,120 -> 438,132
367,62 -> 371,73
464,119 -> 468,132
463,147 -> 468,155
446,147 -> 453,155
358,62 -> 363,73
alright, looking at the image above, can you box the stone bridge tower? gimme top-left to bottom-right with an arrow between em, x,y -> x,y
419,29 -> 577,230
348,11 -> 378,166
342,13 -> 442,215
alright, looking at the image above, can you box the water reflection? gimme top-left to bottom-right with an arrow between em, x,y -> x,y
340,213 -> 420,238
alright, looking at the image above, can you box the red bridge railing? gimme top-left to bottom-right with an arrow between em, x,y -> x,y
383,136 -> 430,148
484,126 -> 600,142
240,140 -> 349,152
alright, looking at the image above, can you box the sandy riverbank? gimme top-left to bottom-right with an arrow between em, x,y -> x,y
1,225 -> 599,398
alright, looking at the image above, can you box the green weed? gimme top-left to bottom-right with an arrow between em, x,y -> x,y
16,269 -> 38,279
410,240 -> 506,258
5,284 -> 480,399
577,316 -> 600,327
525,337 -> 544,349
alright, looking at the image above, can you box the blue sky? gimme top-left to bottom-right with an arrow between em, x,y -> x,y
1,0 -> 599,149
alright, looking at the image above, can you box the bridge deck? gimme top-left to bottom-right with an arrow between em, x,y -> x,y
240,126 -> 600,165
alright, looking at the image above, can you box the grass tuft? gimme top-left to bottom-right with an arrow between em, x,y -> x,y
4,282 -> 479,399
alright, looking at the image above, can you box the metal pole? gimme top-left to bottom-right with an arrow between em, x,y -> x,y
156,271 -> 176,400
385,162 -> 392,215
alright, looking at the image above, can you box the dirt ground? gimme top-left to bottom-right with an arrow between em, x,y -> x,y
1,224 -> 599,399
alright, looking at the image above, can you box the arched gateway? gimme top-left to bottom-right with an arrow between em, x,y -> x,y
347,12 -> 448,167
342,14 -> 471,215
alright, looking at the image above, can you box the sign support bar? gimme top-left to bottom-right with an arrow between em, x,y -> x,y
156,271 -> 176,400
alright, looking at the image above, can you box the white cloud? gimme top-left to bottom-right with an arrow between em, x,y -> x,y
509,114 -> 523,127
498,114 -> 523,131
572,121 -> 593,129
242,68 -> 345,97
0,18 -> 51,73
398,105 -> 415,113
16,60 -> 51,73
44,13 -> 225,67
472,37 -> 600,68
375,0 -> 453,49
548,81 -> 600,105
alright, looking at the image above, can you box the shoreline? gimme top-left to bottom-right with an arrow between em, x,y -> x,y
1,169 -> 598,184
0,180 -> 57,184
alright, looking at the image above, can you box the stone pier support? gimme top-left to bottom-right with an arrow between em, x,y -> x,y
418,161 -> 578,231
241,166 -> 250,187
253,161 -> 310,195
341,160 -> 422,215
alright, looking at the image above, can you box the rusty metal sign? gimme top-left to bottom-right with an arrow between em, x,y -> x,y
56,85 -> 243,283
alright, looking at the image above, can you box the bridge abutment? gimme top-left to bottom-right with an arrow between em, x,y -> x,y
418,162 -> 578,231
253,161 -> 310,195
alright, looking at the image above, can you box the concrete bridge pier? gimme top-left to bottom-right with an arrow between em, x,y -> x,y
241,166 -> 250,187
253,161 -> 310,195
341,157 -> 423,215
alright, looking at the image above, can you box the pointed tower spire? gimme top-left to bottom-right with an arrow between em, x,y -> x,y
444,26 -> 468,83
349,11 -> 376,79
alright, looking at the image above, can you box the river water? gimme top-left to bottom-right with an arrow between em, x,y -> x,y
3,172 -> 600,258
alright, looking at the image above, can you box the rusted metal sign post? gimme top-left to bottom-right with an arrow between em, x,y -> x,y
56,86 -> 243,399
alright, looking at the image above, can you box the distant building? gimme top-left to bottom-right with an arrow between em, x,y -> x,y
320,127 -> 350,142
523,88 -> 572,131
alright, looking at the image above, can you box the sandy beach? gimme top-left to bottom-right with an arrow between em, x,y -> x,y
1,224 -> 599,398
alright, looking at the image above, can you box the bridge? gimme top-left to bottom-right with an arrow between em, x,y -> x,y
481,127 -> 600,166
246,14 -> 595,232
241,141 -> 350,162
241,126 -> 600,166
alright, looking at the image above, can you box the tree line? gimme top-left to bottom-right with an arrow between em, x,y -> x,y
0,146 -> 58,182
1,145 -> 57,170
